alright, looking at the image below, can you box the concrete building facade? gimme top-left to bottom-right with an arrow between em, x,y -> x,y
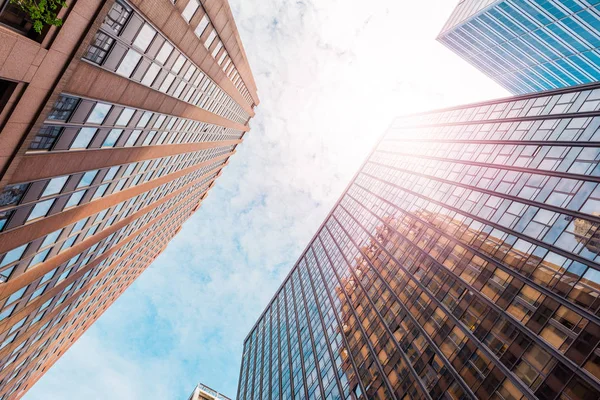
0,0 -> 258,398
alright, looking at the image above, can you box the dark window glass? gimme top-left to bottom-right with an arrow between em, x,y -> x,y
29,126 -> 63,150
48,96 -> 79,121
0,183 -> 28,207
0,210 -> 12,232
105,0 -> 132,35
0,78 -> 17,117
84,32 -> 115,65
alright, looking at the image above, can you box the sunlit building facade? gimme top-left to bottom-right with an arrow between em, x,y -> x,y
238,83 -> 600,400
188,382 -> 231,400
438,0 -> 600,95
0,0 -> 258,398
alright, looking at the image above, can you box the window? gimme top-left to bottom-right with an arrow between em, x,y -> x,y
0,243 -> 28,268
70,128 -> 98,149
29,126 -> 63,150
0,210 -> 12,232
87,103 -> 112,124
105,0 -> 132,34
48,96 -> 79,121
204,29 -> 217,49
133,24 -> 156,52
65,191 -> 85,208
125,130 -> 141,147
0,183 -> 28,207
84,32 -> 115,65
41,229 -> 63,248
155,41 -> 173,64
0,78 -> 17,115
141,63 -> 161,86
116,49 -> 142,78
194,15 -> 209,37
182,0 -> 199,23
27,199 -> 55,221
116,108 -> 135,126
42,176 -> 68,197
102,129 -> 123,147
136,112 -> 152,128
211,41 -> 222,58
77,170 -> 98,188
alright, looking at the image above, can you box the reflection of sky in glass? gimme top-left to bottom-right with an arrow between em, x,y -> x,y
116,49 -> 142,78
70,128 -> 97,149
27,199 -> 55,221
42,176 -> 68,197
87,103 -> 112,124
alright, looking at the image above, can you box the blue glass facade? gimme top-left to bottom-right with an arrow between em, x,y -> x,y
438,0 -> 600,94
239,84 -> 600,400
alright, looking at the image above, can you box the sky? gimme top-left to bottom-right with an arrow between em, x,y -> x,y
25,0 -> 507,399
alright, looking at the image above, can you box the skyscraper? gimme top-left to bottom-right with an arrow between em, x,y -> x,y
0,0 -> 258,397
437,0 -> 600,95
238,83 -> 600,400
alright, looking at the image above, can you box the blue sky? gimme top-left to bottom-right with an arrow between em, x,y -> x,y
24,0 -> 507,398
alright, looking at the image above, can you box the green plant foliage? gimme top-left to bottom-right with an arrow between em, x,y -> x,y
9,0 -> 68,33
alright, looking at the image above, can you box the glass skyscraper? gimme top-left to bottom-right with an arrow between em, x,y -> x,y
238,83 -> 600,400
438,0 -> 600,95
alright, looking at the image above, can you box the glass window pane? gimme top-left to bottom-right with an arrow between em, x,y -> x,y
0,244 -> 28,267
116,49 -> 142,78
70,128 -> 98,149
65,191 -> 85,208
136,112 -> 152,128
116,108 -> 135,126
0,184 -> 28,207
77,170 -> 98,188
194,15 -> 208,37
27,199 -> 55,221
41,229 -> 63,248
182,0 -> 199,22
141,63 -> 161,86
102,129 -> 123,147
125,130 -> 142,146
133,24 -> 156,52
156,41 -> 173,64
87,103 -> 112,124
42,176 -> 68,197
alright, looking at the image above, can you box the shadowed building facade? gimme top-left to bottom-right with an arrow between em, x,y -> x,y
0,0 -> 258,398
438,0 -> 600,95
238,83 -> 600,400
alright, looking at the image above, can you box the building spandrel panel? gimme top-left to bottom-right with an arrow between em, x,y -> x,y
239,83 -> 600,400
438,0 -> 600,95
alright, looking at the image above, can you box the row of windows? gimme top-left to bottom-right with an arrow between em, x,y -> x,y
84,0 -> 249,125
29,94 -> 243,152
395,87 -> 600,130
0,144 -> 231,233
179,0 -> 254,108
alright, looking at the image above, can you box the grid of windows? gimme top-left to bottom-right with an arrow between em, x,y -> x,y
179,0 -> 254,108
438,0 -> 600,94
82,0 -> 250,124
239,84 -> 600,400
0,178 -> 206,399
28,94 -> 243,152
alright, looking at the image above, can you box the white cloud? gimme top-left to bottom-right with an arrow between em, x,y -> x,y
25,0 -> 507,399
